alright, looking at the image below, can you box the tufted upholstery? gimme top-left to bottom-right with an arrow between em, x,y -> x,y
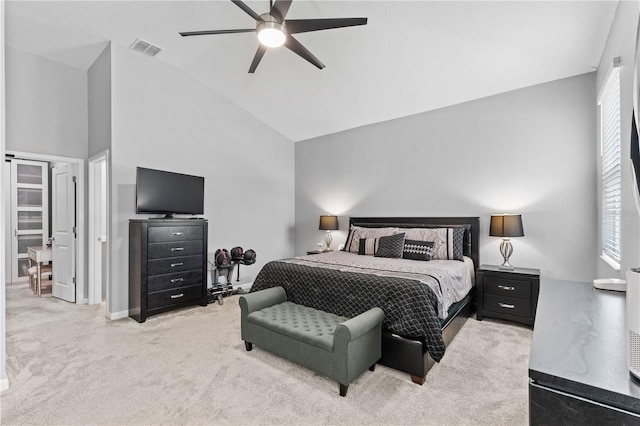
240,286 -> 384,396
248,302 -> 349,351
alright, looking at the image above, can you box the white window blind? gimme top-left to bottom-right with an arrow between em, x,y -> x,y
599,64 -> 621,265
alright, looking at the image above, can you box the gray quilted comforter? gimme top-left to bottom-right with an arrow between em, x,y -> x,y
251,258 -> 448,362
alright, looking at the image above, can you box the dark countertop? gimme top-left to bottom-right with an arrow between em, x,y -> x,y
529,278 -> 640,413
478,264 -> 540,275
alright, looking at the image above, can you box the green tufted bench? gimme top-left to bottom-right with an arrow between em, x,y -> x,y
239,286 -> 384,396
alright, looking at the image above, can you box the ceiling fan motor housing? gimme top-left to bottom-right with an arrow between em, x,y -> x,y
257,13 -> 287,47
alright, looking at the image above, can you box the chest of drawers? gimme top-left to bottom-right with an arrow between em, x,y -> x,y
476,265 -> 540,327
129,219 -> 208,323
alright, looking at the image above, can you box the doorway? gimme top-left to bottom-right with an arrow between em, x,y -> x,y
7,158 -> 48,284
4,150 -> 86,304
88,151 -> 109,305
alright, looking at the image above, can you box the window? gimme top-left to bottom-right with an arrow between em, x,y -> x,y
599,62 -> 621,268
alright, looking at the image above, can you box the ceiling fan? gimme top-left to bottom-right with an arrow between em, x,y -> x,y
179,0 -> 367,73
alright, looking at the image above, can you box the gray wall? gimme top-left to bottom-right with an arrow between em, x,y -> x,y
5,47 -> 87,159
87,43 -> 112,307
296,73 -> 597,282
596,1 -> 640,279
108,44 -> 295,315
88,43 -> 111,158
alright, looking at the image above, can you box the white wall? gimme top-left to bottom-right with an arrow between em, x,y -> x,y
5,47 -> 87,159
295,73 -> 597,282
108,44 -> 295,315
596,1 -> 640,279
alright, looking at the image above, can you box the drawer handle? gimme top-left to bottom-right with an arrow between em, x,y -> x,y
170,278 -> 184,283
498,285 -> 515,291
171,247 -> 184,252
171,232 -> 184,236
499,303 -> 515,309
170,293 -> 184,299
170,262 -> 184,268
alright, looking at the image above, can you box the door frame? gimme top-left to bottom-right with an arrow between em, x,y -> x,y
88,150 -> 109,306
6,150 -> 86,304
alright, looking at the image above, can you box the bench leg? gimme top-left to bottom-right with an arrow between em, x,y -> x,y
369,363 -> 376,372
339,384 -> 348,397
245,341 -> 253,351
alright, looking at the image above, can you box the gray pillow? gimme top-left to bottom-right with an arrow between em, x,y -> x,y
375,233 -> 405,258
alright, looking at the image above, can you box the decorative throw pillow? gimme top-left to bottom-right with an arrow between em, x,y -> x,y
403,240 -> 435,261
358,238 -> 377,255
450,227 -> 465,260
375,233 -> 406,258
403,227 -> 465,261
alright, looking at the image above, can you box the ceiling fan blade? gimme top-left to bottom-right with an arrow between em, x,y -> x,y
231,0 -> 263,22
270,0 -> 292,22
249,44 -> 268,73
285,18 -> 368,34
284,35 -> 325,70
179,29 -> 255,37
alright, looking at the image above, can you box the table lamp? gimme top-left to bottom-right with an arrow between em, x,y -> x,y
319,215 -> 339,251
489,214 -> 524,270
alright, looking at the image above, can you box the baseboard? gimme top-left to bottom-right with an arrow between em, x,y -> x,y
0,377 -> 9,392
107,310 -> 129,320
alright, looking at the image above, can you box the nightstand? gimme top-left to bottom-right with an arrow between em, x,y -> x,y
476,264 -> 540,327
306,250 -> 325,255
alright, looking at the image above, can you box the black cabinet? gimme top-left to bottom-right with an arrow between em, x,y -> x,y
476,265 -> 540,327
129,219 -> 208,323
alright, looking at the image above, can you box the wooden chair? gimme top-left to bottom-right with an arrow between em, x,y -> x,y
28,264 -> 52,297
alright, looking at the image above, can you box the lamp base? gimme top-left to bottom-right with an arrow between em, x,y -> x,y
324,230 -> 333,251
499,239 -> 515,270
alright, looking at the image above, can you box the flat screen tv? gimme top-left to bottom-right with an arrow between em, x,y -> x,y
136,167 -> 204,217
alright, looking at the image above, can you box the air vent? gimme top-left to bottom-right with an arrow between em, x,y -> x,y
130,38 -> 162,57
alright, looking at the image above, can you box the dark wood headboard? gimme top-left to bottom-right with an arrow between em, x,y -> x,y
349,217 -> 480,267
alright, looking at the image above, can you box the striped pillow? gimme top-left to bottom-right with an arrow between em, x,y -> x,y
358,238 -> 378,255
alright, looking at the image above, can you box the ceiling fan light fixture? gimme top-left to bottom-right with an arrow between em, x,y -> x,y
257,19 -> 287,48
180,1 -> 368,72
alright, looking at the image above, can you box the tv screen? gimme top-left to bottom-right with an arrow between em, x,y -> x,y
136,167 -> 204,216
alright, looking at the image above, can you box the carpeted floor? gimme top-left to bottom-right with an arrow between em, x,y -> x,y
1,283 -> 532,425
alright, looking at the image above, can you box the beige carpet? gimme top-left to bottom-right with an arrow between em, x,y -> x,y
1,284 -> 532,425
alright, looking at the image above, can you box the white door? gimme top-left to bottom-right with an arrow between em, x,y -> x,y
10,159 -> 49,283
52,164 -> 76,302
89,152 -> 108,305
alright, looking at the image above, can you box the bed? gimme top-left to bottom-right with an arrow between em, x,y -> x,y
251,217 -> 480,384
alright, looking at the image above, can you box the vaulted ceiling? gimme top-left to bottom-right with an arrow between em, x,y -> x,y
5,1 -> 618,141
